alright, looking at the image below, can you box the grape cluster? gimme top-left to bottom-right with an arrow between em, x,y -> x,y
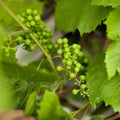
2,36 -> 17,57
55,38 -> 89,97
16,9 -> 53,52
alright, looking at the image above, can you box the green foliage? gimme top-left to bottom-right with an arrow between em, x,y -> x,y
87,53 -> 120,112
105,41 -> 120,79
24,91 -> 37,116
91,116 -> 104,120
91,0 -> 120,7
0,1 -> 43,29
105,7 -> 120,40
37,91 -> 72,120
55,0 -> 111,35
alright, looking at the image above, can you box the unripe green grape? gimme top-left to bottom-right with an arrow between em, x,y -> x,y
63,43 -> 68,47
79,75 -> 85,81
78,52 -> 84,57
76,63 -> 81,68
66,65 -> 71,70
17,15 -> 21,19
57,38 -> 63,45
33,10 -> 38,15
57,49 -> 63,55
83,58 -> 89,64
81,84 -> 87,90
25,22 -> 31,27
69,73 -> 75,79
74,49 -> 80,54
27,15 -> 33,21
54,43 -> 59,48
57,66 -> 63,71
66,60 -> 72,66
16,36 -> 23,44
62,59 -> 66,64
72,44 -> 78,49
20,17 -> 25,22
64,54 -> 69,59
74,67 -> 80,73
22,12 -> 26,17
48,44 -> 53,49
30,45 -> 35,51
72,89 -> 79,95
64,47 -> 70,52
30,21 -> 36,26
63,38 -> 68,43
26,9 -> 32,14
34,15 -> 40,21
25,39 -> 31,45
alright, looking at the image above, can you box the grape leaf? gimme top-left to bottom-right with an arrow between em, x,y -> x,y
105,41 -> 120,79
91,0 -> 120,8
0,1 -> 43,29
1,61 -> 59,108
37,91 -> 72,120
87,53 -> 120,112
55,0 -> 111,35
0,24 -> 16,111
24,91 -> 37,116
105,7 -> 120,41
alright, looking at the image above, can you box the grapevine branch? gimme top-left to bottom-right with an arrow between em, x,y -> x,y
0,0 -> 57,74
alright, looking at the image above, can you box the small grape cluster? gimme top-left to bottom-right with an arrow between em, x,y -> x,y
55,38 -> 89,97
2,36 -> 17,57
16,9 -> 53,52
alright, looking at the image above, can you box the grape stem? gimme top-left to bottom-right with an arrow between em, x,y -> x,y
0,0 -> 58,74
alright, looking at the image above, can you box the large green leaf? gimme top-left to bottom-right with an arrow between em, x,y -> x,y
105,41 -> 120,79
55,0 -> 111,35
0,24 -> 16,111
37,91 -> 72,120
0,1 -> 43,29
87,53 -> 120,112
91,0 -> 120,7
105,7 -> 120,41
1,61 -> 59,108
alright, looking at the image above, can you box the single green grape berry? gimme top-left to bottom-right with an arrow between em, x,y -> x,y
66,65 -> 71,70
57,38 -> 63,45
62,59 -> 66,64
66,60 -> 72,66
69,73 -> 75,79
74,49 -> 80,54
57,49 -> 63,55
63,38 -> 68,44
83,58 -> 89,64
20,17 -> 25,22
56,66 -> 63,71
30,21 -> 36,26
26,9 -> 32,14
63,43 -> 68,48
72,44 -> 78,49
33,10 -> 38,15
11,47 -> 17,52
64,54 -> 69,59
78,52 -> 84,57
4,48 -> 9,53
81,84 -> 87,90
27,15 -> 33,21
30,45 -> 35,51
76,63 -> 81,68
17,15 -> 21,19
54,43 -> 59,48
25,22 -> 31,28
34,15 -> 40,21
48,44 -> 53,49
16,36 -> 23,44
64,47 -> 70,53
72,89 -> 79,95
25,39 -> 31,45
74,67 -> 80,73
79,75 -> 85,81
